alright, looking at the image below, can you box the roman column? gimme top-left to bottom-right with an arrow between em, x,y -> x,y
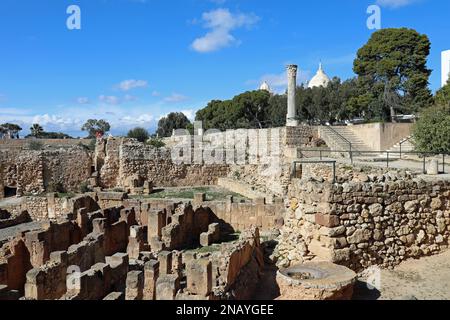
286,64 -> 298,127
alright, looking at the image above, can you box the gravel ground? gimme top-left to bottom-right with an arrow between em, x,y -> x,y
354,250 -> 450,300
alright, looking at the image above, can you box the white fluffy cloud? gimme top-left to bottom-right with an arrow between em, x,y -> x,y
191,8 -> 260,53
117,79 -> 148,91
376,0 -> 417,8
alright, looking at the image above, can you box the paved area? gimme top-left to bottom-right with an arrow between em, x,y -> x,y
354,250 -> 450,300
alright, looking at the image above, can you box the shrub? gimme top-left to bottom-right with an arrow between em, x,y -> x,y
413,104 -> 450,154
146,137 -> 165,148
27,140 -> 44,151
127,127 -> 150,143
80,182 -> 91,193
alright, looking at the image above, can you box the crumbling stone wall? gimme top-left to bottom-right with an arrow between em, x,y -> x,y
277,173 -> 450,271
96,138 -> 229,189
0,147 -> 92,196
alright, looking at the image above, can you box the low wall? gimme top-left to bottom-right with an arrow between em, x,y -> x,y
279,175 -> 450,271
348,123 -> 412,151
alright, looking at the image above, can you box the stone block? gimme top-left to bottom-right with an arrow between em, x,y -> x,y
158,251 -> 172,275
155,274 -> 180,300
315,213 -> 340,228
126,271 -> 144,300
186,259 -> 212,297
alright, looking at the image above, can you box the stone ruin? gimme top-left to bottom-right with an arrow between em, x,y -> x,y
1,122 -> 449,300
0,194 -> 265,300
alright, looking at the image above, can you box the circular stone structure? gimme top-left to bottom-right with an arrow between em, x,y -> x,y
276,261 -> 357,300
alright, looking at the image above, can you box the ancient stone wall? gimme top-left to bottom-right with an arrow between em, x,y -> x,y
0,147 -> 92,196
96,138 -> 229,189
278,173 -> 450,271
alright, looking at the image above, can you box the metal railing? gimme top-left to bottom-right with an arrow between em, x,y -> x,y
298,148 -> 448,174
321,126 -> 354,164
292,159 -> 337,183
399,136 -> 413,159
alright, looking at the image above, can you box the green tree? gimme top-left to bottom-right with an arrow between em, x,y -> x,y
353,28 -> 433,121
0,123 -> 22,139
196,90 -> 272,130
30,123 -> 44,138
127,127 -> 150,143
435,79 -> 450,107
413,104 -> 450,153
157,112 -> 191,137
81,119 -> 111,138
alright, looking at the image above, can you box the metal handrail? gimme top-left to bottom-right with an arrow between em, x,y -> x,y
322,126 -> 354,164
297,148 -> 448,174
399,136 -> 413,159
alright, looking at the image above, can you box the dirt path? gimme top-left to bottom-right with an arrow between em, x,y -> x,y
354,250 -> 450,300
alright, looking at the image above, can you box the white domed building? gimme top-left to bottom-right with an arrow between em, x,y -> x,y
259,81 -> 272,93
308,63 -> 331,89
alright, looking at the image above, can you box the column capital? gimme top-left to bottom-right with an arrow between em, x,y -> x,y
286,64 -> 298,77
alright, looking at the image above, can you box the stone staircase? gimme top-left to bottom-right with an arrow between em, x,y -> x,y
318,126 -> 374,158
379,136 -> 415,159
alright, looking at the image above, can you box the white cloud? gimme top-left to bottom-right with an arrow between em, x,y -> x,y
191,8 -> 260,53
163,93 -> 189,103
151,91 -> 161,97
117,79 -> 148,91
77,97 -> 90,104
180,109 -> 195,121
99,95 -> 121,105
376,0 -> 417,8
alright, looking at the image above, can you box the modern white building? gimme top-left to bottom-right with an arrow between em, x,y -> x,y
442,50 -> 450,87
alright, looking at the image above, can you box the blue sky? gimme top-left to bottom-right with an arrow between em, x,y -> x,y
0,0 -> 448,137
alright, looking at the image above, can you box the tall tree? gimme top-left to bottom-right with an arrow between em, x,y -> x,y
30,123 -> 44,138
196,90 -> 272,130
81,119 -> 111,138
353,28 -> 433,121
0,123 -> 22,139
157,112 -> 191,137
435,79 -> 450,107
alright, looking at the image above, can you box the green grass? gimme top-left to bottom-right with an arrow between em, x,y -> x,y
131,186 -> 247,202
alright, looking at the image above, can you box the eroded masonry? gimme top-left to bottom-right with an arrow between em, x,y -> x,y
1,121 -> 449,300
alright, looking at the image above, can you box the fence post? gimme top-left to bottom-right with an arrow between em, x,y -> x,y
332,161 -> 336,184
350,144 -> 353,165
423,156 -> 426,174
399,143 -> 402,159
387,152 -> 390,168
443,154 -> 446,174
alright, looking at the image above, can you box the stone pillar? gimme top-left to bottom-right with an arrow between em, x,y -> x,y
143,260 -> 159,300
125,271 -> 144,300
158,251 -> 172,275
186,259 -> 212,297
286,64 -> 298,127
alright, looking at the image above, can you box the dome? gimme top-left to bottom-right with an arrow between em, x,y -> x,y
259,81 -> 271,92
308,63 -> 331,88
